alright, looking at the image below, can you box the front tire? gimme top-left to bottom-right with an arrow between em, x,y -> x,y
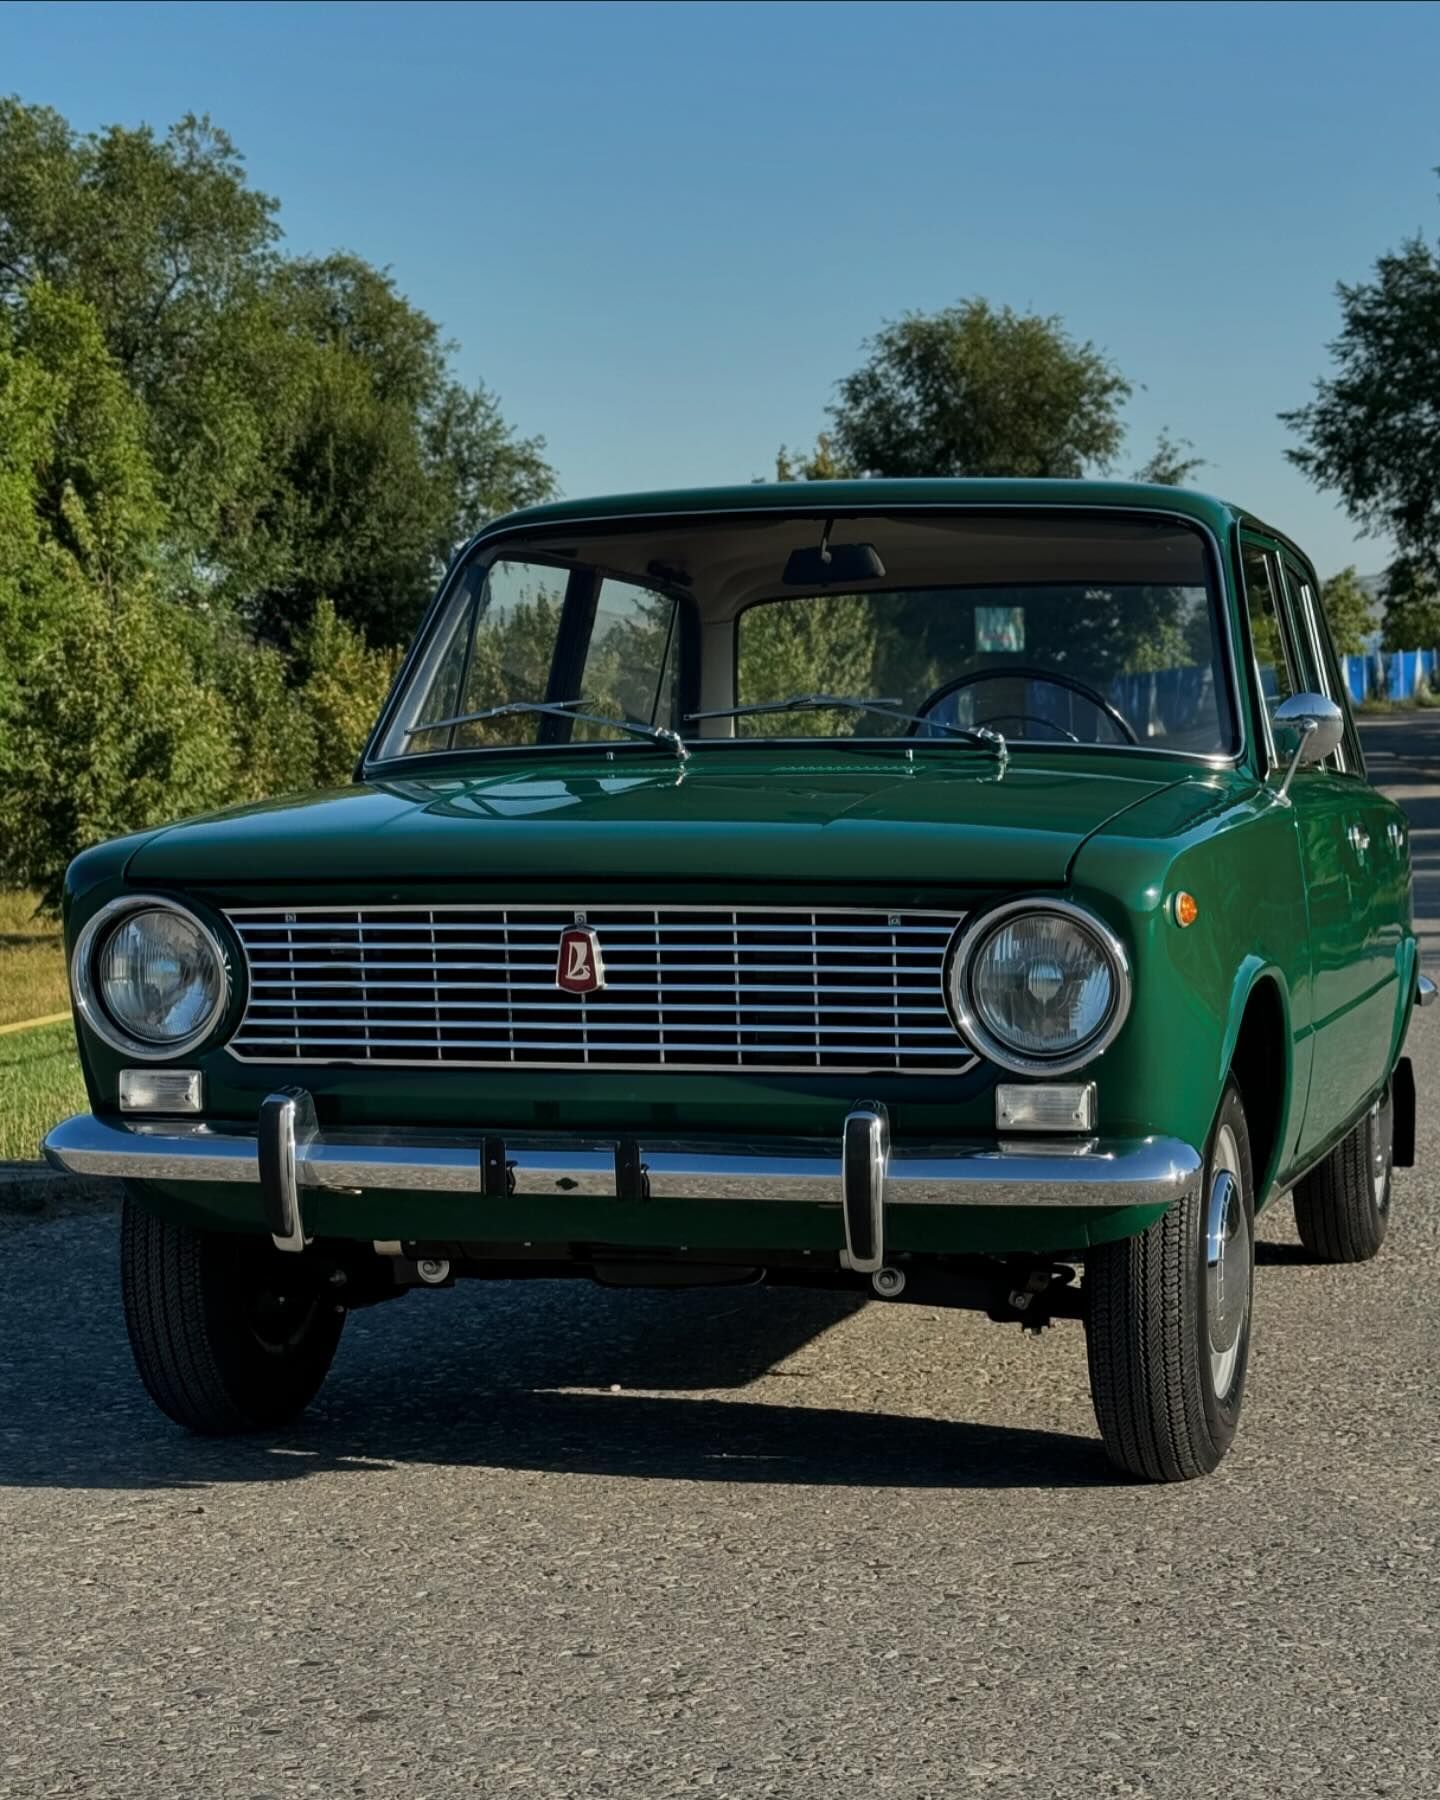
1084,1080 -> 1255,1482
1291,1087 -> 1392,1263
120,1191 -> 344,1434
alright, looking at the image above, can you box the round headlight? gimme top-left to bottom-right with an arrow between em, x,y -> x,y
75,900 -> 227,1058
949,902 -> 1129,1075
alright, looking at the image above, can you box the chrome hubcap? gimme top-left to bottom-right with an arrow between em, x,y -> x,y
1204,1123 -> 1250,1399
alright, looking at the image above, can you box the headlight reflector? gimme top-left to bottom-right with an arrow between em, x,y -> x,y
75,900 -> 228,1057
950,902 -> 1129,1074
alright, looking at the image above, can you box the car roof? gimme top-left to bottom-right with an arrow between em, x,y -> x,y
481,478 -> 1249,541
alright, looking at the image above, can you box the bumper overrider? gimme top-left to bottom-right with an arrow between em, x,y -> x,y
44,1094 -> 1202,1273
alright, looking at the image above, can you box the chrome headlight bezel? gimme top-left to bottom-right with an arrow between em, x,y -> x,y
72,896 -> 231,1061
946,898 -> 1131,1077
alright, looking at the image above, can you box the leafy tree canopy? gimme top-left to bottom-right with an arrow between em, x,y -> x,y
775,302 -> 1204,496
1380,555 -> 1440,653
793,300 -> 1132,481
1319,566 -> 1375,657
1283,211 -> 1440,579
1133,429 -> 1205,488
0,96 -> 556,645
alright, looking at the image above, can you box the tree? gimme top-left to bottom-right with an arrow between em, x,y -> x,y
1282,219 -> 1440,577
1379,556 -> 1440,653
0,585 -> 240,906
1319,566 -> 1375,656
773,432 -> 855,482
0,98 -> 557,647
1134,430 -> 1205,488
290,600 -> 401,785
819,300 -> 1131,480
0,102 -> 280,380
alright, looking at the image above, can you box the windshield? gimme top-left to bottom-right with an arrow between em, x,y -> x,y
735,581 -> 1230,753
373,511 -> 1234,762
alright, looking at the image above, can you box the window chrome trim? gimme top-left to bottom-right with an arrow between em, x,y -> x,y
1237,534 -> 1287,776
71,895 -> 231,1063
944,897 -> 1132,1077
362,506 -> 1247,781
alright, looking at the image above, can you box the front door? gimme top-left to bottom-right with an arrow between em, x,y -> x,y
1240,537 -> 1384,1158
1281,556 -> 1406,1122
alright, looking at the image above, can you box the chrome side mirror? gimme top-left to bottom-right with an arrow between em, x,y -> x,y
1272,692 -> 1345,799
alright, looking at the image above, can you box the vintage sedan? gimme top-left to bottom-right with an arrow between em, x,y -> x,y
45,480 -> 1427,1481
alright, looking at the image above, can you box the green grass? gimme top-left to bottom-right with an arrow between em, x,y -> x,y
0,889 -> 70,1027
0,890 -> 83,1162
0,1021 -> 86,1162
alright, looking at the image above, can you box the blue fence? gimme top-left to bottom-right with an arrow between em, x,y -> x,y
1342,649 -> 1437,703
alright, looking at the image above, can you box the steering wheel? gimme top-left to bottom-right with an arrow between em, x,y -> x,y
914,666 -> 1138,746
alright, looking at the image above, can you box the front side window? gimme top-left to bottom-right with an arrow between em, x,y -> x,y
400,559 -> 569,754
1282,558 -> 1353,773
573,578 -> 680,741
383,562 -> 678,757
1241,542 -> 1300,728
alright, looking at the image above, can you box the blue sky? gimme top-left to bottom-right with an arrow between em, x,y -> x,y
7,0 -> 1440,576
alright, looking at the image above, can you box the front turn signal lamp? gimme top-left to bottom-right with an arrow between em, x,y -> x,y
995,1082 -> 1097,1133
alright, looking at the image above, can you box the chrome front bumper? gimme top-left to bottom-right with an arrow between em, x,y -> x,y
43,1096 -> 1201,1271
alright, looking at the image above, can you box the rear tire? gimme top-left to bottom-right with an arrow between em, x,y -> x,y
1084,1080 -> 1255,1482
120,1190 -> 344,1434
1292,1088 -> 1392,1263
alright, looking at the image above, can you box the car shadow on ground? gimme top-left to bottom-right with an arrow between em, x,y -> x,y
0,1227 -> 1117,1493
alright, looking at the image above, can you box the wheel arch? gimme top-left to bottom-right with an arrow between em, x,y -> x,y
1222,966 -> 1292,1206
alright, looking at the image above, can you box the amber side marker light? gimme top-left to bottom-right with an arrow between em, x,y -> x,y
1170,891 -> 1199,928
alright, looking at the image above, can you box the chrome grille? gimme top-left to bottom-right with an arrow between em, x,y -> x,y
225,905 -> 974,1074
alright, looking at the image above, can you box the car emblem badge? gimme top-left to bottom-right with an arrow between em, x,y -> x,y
556,925 -> 605,994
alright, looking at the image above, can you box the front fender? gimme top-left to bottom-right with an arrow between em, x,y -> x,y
1074,777 -> 1311,1178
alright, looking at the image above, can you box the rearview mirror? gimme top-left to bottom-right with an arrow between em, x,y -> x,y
782,542 -> 886,586
1272,692 -> 1344,797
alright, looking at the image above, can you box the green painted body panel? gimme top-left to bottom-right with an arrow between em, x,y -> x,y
60,480 -> 1418,1261
122,756 -> 1175,888
479,477 -> 1241,540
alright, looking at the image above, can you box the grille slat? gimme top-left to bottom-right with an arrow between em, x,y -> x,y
226,905 -> 974,1073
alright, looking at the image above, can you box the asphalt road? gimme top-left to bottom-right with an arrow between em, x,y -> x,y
3,724 -> 1439,1800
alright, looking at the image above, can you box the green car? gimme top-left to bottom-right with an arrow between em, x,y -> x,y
45,480 -> 1427,1481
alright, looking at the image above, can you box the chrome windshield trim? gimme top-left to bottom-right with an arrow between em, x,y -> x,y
362,506 -> 1246,781
44,1111 -> 1201,1211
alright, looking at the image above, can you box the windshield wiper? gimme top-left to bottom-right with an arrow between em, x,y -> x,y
685,694 -> 1006,754
404,697 -> 689,762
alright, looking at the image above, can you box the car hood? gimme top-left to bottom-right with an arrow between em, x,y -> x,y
125,752 -> 1186,890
